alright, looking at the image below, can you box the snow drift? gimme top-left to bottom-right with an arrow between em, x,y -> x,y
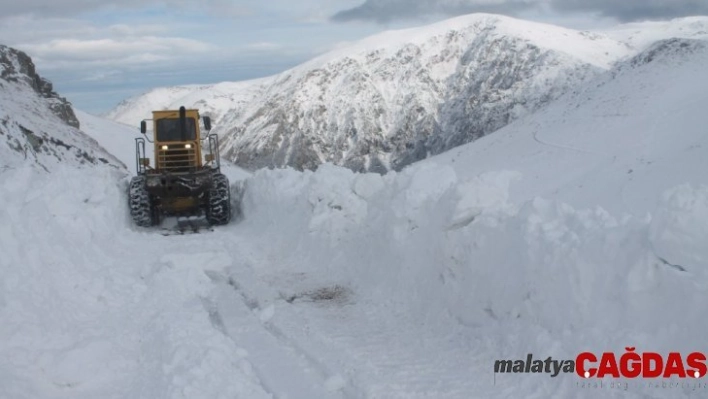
235,160 -> 707,397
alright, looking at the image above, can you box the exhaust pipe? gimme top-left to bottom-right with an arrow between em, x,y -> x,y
179,106 -> 187,141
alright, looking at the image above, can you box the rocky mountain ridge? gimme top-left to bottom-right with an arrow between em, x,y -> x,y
0,45 -> 121,171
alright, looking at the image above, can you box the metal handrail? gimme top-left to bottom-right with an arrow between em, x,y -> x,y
135,137 -> 147,175
207,134 -> 220,171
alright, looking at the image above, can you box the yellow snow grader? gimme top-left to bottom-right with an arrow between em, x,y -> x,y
128,106 -> 231,227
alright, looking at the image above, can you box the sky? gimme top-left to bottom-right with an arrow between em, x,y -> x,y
1,0 -> 706,115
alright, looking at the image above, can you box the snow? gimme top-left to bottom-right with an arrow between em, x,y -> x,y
431,37 -> 708,219
298,13 -> 630,70
3,14 -> 708,399
0,167 -> 271,399
74,109 -> 142,173
105,79 -> 271,127
602,16 -> 708,50
0,72 -> 120,172
650,184 -> 708,275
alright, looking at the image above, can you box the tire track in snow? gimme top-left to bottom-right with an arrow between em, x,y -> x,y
269,299 -> 493,399
230,275 -> 364,399
531,123 -> 599,155
205,267 -> 359,399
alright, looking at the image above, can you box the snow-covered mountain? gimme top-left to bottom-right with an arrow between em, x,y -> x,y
602,16 -> 708,48
217,14 -> 628,172
107,14 -> 708,173
105,79 -> 271,128
73,109 -> 147,174
432,36 -> 708,217
0,45 -> 122,171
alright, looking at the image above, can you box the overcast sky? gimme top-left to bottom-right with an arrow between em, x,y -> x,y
1,1 -> 705,114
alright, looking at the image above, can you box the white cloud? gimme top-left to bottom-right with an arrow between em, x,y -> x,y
332,0 -> 708,23
0,15 -> 98,44
81,69 -> 123,82
0,0 -> 387,114
20,37 -> 216,67
0,0 -> 249,18
107,24 -> 169,36
244,42 -> 283,51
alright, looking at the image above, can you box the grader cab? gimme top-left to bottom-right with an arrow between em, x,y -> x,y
128,106 -> 231,227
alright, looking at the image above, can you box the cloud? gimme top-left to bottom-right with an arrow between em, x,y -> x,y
332,0 -> 536,23
0,15 -> 98,44
332,0 -> 708,23
2,0 -> 144,18
0,0 -> 249,19
551,0 -> 708,22
81,69 -> 123,82
108,24 -> 168,36
244,42 -> 283,51
0,0 -> 385,115
20,37 -> 216,67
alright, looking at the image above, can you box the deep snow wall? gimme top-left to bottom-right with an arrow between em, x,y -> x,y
238,162 -> 708,396
241,163 -> 706,327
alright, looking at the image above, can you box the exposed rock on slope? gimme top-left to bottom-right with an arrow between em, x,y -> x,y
0,45 -> 121,171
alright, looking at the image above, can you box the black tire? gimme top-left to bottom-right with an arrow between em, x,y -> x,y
129,176 -> 157,227
206,173 -> 231,225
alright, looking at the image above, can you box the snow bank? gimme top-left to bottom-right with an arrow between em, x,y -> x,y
6,156 -> 704,398
241,161 -> 708,364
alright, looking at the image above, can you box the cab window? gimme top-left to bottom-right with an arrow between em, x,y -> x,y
156,118 -> 196,141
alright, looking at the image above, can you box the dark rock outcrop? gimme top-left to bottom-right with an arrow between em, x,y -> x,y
0,45 -> 80,129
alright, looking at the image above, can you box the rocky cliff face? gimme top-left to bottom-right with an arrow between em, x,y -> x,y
0,45 -> 80,129
0,45 -> 120,171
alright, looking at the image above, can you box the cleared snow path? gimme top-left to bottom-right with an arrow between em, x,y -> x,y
214,240 -> 489,399
0,165 -> 565,399
0,167 -> 346,399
